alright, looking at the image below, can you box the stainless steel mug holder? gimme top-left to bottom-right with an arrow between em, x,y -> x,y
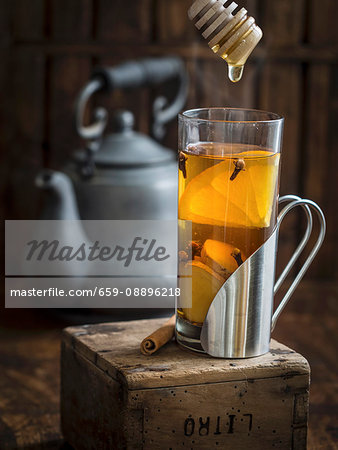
200,195 -> 326,358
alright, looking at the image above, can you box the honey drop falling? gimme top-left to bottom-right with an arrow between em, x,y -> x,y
228,64 -> 244,83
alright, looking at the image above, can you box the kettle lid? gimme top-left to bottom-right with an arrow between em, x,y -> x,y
75,110 -> 175,168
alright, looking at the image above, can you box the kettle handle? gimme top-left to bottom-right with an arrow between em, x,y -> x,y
76,57 -> 189,141
271,195 -> 326,331
75,77 -> 108,141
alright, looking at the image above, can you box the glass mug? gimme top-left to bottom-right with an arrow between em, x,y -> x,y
176,108 -> 325,358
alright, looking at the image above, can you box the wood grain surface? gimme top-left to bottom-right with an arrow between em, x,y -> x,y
0,281 -> 337,449
61,333 -> 309,450
62,324 -> 310,390
61,319 -> 310,449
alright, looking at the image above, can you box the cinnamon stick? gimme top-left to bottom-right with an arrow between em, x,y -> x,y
140,315 -> 176,356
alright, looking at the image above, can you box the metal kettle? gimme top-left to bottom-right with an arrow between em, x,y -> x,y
37,57 -> 188,221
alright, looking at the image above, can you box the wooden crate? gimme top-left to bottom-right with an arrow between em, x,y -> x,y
61,318 -> 310,449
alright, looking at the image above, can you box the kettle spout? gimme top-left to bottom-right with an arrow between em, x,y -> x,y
34,170 -> 92,279
36,170 -> 81,220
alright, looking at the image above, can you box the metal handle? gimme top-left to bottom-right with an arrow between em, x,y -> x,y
271,196 -> 326,331
75,57 -> 189,141
92,57 -> 187,91
274,195 -> 313,294
75,77 -> 108,141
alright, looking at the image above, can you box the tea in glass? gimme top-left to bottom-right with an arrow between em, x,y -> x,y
176,109 -> 283,352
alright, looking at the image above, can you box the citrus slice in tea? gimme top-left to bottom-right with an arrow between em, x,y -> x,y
201,239 -> 245,278
179,260 -> 224,324
179,148 -> 280,229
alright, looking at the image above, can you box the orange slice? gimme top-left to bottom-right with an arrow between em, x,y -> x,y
201,239 -> 245,277
179,260 -> 224,324
179,150 -> 280,229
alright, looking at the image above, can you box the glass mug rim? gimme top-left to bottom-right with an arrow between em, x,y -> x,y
179,107 -> 284,124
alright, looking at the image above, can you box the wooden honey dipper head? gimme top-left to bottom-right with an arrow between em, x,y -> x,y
188,0 -> 263,82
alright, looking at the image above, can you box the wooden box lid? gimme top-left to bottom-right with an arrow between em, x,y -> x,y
62,318 -> 310,390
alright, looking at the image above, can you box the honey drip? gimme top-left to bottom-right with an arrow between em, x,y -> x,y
227,64 -> 244,83
188,0 -> 263,83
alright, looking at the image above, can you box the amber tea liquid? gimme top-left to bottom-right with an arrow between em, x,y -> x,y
177,143 -> 281,351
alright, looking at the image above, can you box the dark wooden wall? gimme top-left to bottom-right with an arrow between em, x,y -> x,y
1,0 -> 337,282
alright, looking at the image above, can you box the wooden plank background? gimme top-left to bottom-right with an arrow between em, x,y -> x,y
1,0 -> 337,283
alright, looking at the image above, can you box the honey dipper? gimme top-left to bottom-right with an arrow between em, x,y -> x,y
188,0 -> 263,82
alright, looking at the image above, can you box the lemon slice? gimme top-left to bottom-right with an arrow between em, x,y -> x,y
179,150 -> 280,229
201,239 -> 245,277
179,261 -> 224,324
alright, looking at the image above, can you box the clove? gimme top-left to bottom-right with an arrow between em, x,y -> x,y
179,152 -> 188,179
230,159 -> 245,181
187,241 -> 203,259
231,248 -> 244,267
